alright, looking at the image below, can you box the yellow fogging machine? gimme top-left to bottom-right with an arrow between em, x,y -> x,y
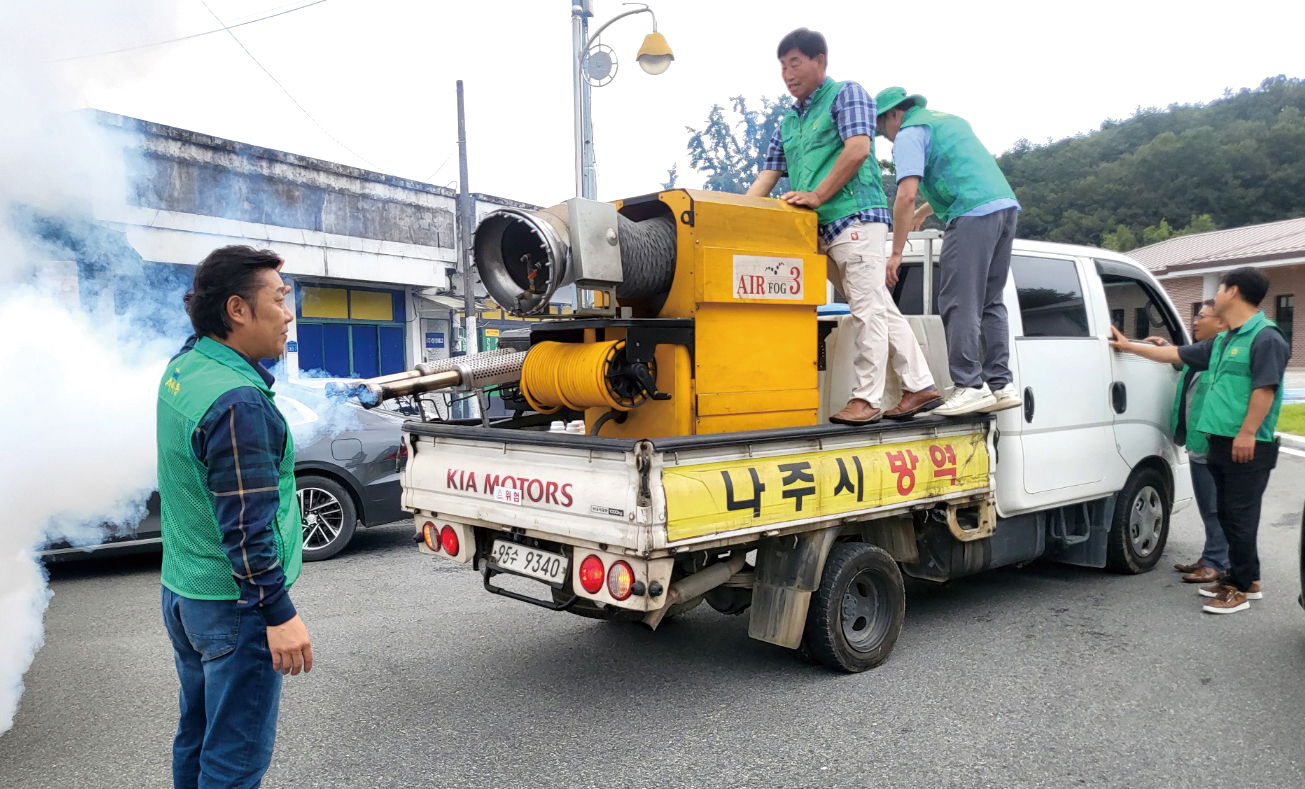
355,190 -> 827,439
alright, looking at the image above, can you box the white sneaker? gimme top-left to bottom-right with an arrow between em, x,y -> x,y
933,384 -> 997,416
982,383 -> 1023,413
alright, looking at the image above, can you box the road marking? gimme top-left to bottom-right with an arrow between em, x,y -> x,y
1280,446 -> 1305,459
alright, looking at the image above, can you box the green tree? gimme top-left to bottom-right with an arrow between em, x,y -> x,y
1102,224 -> 1139,251
998,75 -> 1305,246
662,164 -> 678,190
681,95 -> 792,194
1142,218 -> 1175,245
1179,213 -> 1217,235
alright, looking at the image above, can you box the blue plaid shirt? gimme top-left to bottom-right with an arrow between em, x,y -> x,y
761,78 -> 893,244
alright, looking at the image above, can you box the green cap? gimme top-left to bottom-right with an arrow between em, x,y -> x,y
874,86 -> 927,133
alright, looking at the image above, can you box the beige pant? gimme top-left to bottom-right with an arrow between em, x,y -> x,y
823,221 -> 934,407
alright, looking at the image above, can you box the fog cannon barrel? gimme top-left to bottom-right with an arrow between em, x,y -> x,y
353,349 -> 529,407
473,201 -> 677,315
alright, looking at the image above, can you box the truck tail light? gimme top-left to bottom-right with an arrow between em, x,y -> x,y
422,521 -> 440,553
579,555 -> 605,594
607,561 -> 634,600
439,525 -> 460,557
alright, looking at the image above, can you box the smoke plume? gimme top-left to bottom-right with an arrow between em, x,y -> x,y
0,1 -> 182,736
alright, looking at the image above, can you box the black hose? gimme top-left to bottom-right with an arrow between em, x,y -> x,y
590,409 -> 628,436
614,214 -> 676,300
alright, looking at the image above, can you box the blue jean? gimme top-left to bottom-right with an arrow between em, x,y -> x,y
1190,459 -> 1228,573
161,586 -> 282,789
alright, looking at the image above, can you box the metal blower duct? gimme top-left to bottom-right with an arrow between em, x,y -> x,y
473,198 -> 676,316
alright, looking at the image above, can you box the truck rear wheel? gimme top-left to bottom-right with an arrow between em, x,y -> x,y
804,543 -> 905,673
1106,466 -> 1170,574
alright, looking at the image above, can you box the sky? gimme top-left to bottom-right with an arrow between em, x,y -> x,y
36,0 -> 1305,209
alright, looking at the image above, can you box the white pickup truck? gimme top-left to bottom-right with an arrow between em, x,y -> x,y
400,232 -> 1193,672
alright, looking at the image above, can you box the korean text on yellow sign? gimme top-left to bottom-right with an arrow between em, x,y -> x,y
662,434 -> 989,541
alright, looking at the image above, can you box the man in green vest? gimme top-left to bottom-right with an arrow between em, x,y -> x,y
875,87 -> 1023,417
1146,300 -> 1229,584
747,29 -> 940,425
1110,267 -> 1290,614
158,245 -> 312,787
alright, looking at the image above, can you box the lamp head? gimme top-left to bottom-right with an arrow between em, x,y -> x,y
636,31 -> 674,75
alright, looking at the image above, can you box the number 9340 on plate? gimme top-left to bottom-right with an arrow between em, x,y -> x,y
489,540 -> 568,586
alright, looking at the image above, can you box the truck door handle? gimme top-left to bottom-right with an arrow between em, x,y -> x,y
1023,387 -> 1034,423
1111,381 -> 1127,414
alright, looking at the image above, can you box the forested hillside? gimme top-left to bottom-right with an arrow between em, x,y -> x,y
999,76 -> 1305,250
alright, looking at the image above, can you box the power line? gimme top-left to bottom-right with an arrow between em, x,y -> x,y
197,0 -> 385,172
424,148 -> 457,183
52,0 -> 329,63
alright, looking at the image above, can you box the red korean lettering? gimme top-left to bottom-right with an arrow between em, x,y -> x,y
885,449 -> 919,496
928,444 -> 958,483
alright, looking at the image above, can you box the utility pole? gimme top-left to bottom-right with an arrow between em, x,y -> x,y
455,79 -> 480,418
571,0 -> 595,198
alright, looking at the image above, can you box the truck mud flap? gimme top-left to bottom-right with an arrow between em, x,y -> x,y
482,565 -> 578,611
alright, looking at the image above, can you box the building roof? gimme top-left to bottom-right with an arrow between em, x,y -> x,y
1129,216 -> 1305,275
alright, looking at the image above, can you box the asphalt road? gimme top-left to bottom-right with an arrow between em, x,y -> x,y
3,455 -> 1305,789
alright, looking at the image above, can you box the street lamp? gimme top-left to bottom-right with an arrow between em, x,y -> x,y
571,1 -> 674,199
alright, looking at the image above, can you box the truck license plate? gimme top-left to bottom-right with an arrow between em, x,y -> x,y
489,540 -> 568,586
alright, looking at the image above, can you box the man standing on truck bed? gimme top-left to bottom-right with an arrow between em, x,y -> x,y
1148,301 -> 1230,584
875,87 -> 1023,417
1110,267 -> 1290,614
747,28 -> 940,426
158,245 -> 313,787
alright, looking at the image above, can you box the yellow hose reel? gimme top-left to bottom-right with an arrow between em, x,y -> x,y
520,340 -> 659,415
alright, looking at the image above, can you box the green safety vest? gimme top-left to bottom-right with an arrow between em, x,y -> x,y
898,106 -> 1017,225
1169,366 -> 1212,455
157,336 -> 302,601
1191,311 -> 1286,442
780,79 -> 889,227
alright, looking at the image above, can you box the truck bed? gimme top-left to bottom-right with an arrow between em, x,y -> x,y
402,413 -> 994,559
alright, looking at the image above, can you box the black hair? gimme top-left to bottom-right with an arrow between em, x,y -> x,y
1201,298 -> 1217,309
894,98 -> 917,115
777,28 -> 826,60
1220,266 -> 1269,306
184,245 -> 283,338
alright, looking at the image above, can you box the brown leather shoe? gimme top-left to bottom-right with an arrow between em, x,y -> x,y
830,398 -> 882,425
1174,560 -> 1204,573
883,387 -> 944,420
1182,565 -> 1224,584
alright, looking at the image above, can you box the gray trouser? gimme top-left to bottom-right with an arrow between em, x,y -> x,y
1190,458 -> 1228,572
937,207 -> 1018,389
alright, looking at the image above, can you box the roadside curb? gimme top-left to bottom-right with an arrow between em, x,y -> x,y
1278,432 -> 1305,451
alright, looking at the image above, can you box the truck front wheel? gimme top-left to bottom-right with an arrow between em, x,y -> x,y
804,543 -> 905,673
1105,466 -> 1170,574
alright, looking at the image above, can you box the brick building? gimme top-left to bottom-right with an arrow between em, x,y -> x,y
1129,217 -> 1303,369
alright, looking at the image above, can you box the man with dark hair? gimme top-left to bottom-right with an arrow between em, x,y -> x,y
876,86 -> 1022,416
1146,300 -> 1229,583
747,29 -> 939,425
158,245 -> 312,787
1111,266 -> 1290,614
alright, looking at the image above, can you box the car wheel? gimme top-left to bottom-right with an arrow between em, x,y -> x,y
1105,466 -> 1170,574
803,542 -> 905,673
297,474 -> 358,562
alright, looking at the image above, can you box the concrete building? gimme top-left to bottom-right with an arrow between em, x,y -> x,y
1129,217 -> 1303,368
55,110 -> 546,381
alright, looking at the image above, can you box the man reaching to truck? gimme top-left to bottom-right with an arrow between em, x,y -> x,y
747,29 -> 939,425
1149,301 -> 1230,584
1110,267 -> 1290,614
876,87 -> 1022,417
